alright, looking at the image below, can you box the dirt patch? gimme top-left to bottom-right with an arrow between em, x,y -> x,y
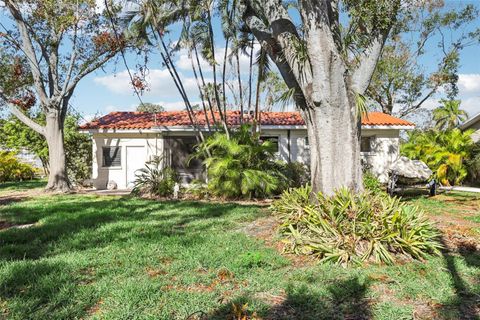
240,215 -> 316,266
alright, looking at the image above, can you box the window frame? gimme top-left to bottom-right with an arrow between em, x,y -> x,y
102,146 -> 122,168
260,136 -> 280,153
360,136 -> 375,154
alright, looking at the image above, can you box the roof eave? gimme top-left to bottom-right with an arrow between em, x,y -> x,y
81,124 -> 415,133
460,112 -> 480,130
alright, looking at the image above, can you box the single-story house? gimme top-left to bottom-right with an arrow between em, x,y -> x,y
79,111 -> 415,189
460,112 -> 480,143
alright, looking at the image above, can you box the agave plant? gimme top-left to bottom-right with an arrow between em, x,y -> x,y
132,156 -> 179,197
272,186 -> 442,266
193,124 -> 288,198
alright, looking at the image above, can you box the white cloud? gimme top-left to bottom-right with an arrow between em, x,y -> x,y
458,74 -> 480,94
175,43 -> 261,76
93,69 -> 202,100
460,96 -> 480,117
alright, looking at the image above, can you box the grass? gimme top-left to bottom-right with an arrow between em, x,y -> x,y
0,179 -> 46,192
0,190 -> 479,319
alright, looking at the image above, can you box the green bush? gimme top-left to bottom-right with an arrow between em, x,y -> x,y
401,129 -> 475,186
278,161 -> 310,189
363,171 -> 384,194
271,186 -> 442,266
193,125 -> 287,199
132,156 -> 179,197
0,151 -> 36,182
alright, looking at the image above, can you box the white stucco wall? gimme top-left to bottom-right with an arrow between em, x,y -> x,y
469,120 -> 480,143
360,129 -> 400,183
91,133 -> 163,189
89,128 -> 401,189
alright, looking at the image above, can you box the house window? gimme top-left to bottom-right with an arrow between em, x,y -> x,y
361,136 -> 373,153
103,147 -> 121,167
260,136 -> 279,152
305,137 -> 309,147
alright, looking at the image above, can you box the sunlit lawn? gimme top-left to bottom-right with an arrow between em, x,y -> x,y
0,187 -> 479,319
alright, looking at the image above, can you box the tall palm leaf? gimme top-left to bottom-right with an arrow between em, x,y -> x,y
433,99 -> 469,130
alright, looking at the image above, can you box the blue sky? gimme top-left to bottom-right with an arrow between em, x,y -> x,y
4,0 -> 480,121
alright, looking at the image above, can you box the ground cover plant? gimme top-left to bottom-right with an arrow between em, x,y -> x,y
0,187 -> 479,319
272,186 -> 442,265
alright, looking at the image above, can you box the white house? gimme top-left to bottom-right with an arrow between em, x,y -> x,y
79,111 -> 415,189
460,112 -> 480,143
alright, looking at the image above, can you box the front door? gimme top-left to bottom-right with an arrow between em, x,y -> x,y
126,146 -> 147,189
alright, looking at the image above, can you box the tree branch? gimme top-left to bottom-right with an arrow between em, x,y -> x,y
64,51 -> 118,95
350,34 -> 387,94
243,9 -> 306,108
5,0 -> 49,105
350,0 -> 401,94
7,104 -> 46,136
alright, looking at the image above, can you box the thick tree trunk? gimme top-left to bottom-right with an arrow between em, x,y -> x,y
45,109 -> 71,192
302,90 -> 363,196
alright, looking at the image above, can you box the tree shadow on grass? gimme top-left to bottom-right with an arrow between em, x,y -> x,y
437,238 -> 480,320
0,196 -> 259,261
0,259 -> 97,319
205,277 -> 372,320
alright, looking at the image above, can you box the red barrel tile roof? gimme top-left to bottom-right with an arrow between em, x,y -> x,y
80,111 -> 414,130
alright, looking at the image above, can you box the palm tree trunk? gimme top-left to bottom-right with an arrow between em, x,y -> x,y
194,44 -> 217,126
247,37 -> 254,114
189,46 -> 211,132
236,53 -> 244,124
206,10 -> 229,137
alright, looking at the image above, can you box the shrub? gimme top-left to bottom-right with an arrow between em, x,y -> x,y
193,125 -> 287,199
363,171 -> 383,194
0,151 -> 36,182
132,156 -> 179,197
271,186 -> 442,266
277,161 -> 310,189
401,129 -> 476,186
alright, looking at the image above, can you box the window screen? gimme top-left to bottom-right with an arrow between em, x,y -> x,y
361,137 -> 373,153
103,147 -> 121,167
260,136 -> 279,152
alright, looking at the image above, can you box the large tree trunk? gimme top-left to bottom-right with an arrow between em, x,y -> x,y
45,109 -> 71,192
303,96 -> 363,195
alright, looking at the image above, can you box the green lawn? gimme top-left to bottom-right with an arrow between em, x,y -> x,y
0,192 -> 479,319
0,179 -> 46,192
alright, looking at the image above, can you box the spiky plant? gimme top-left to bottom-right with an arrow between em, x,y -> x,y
132,156 -> 179,197
272,186 -> 442,266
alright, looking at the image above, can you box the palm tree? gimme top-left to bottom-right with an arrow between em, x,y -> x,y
433,99 -> 469,130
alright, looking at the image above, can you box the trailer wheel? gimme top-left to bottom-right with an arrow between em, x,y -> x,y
387,173 -> 397,196
429,179 -> 437,197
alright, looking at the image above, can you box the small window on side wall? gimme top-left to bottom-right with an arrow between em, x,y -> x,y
103,147 -> 121,167
260,136 -> 279,153
361,136 -> 373,153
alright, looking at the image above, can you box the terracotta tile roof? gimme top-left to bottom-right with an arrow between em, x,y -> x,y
80,111 -> 414,130
361,112 -> 414,127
